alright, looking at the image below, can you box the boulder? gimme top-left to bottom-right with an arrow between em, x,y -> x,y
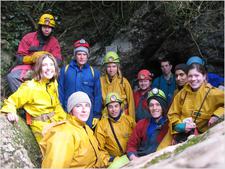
0,114 -> 42,168
121,121 -> 225,168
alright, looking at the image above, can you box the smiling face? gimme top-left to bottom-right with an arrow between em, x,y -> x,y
188,68 -> 206,91
75,51 -> 88,67
71,102 -> 91,122
40,57 -> 56,80
148,99 -> 163,119
175,69 -> 188,87
41,25 -> 52,36
107,102 -> 121,118
138,79 -> 151,91
106,63 -> 118,78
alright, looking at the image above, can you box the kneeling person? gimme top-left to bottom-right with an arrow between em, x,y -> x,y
95,92 -> 136,162
126,88 -> 169,160
40,91 -> 110,168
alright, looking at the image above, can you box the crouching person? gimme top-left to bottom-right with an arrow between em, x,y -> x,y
40,91 -> 110,168
126,88 -> 169,160
1,53 -> 66,143
95,92 -> 136,162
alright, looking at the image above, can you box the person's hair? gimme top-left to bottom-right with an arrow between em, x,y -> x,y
159,56 -> 172,65
104,62 -> 123,78
33,53 -> 59,81
188,63 -> 207,76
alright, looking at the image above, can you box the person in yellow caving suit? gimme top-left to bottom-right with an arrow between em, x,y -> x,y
40,91 -> 110,168
100,51 -> 135,120
95,92 -> 135,161
1,53 -> 66,143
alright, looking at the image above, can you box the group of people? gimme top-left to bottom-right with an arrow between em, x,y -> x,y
1,13 -> 224,168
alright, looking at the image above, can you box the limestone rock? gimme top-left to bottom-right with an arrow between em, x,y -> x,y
0,114 -> 42,168
121,121 -> 225,168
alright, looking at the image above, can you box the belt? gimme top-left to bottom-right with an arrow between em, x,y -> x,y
32,112 -> 55,122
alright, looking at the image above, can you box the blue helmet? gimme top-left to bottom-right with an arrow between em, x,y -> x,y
186,56 -> 205,65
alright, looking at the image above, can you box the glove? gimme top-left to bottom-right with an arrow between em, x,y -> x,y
174,123 -> 186,133
23,51 -> 51,64
92,118 -> 99,129
32,51 -> 51,63
29,46 -> 40,52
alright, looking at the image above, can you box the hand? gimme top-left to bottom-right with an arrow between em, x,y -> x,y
208,116 -> 219,127
7,113 -> 19,123
92,118 -> 99,129
129,154 -> 138,161
185,122 -> 196,132
31,51 -> 51,63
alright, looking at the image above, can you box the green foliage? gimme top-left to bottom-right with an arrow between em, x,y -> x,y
174,134 -> 206,154
145,134 -> 207,167
1,1 -> 64,53
148,152 -> 172,165
162,1 -> 224,29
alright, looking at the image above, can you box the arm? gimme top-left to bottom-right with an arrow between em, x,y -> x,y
1,82 -> 32,114
123,78 -> 135,120
167,92 -> 184,134
208,88 -> 224,126
49,37 -> 63,65
94,121 -> 109,156
57,66 -> 66,111
93,69 -> 102,119
41,131 -> 74,168
0,82 -> 33,122
126,121 -> 144,159
151,77 -> 159,89
211,89 -> 224,118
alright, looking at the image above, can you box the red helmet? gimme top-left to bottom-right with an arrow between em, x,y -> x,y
137,69 -> 153,80
73,39 -> 90,48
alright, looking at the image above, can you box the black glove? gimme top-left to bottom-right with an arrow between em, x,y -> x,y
29,46 -> 40,52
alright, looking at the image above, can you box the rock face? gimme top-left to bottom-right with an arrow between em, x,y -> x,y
0,114 -> 224,168
121,121 -> 225,168
1,2 -> 224,96
0,115 -> 42,168
101,1 -> 224,80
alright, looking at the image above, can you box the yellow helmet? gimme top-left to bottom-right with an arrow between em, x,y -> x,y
103,51 -> 120,64
38,14 -> 55,28
105,92 -> 122,106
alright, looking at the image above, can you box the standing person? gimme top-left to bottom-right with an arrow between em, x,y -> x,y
152,57 -> 176,103
173,63 -> 188,96
126,88 -> 168,160
58,39 -> 102,128
168,63 -> 224,144
186,56 -> 224,88
95,92 -> 136,162
7,13 -> 63,93
100,51 -> 135,120
40,91 -> 110,168
1,53 -> 67,143
133,69 -> 154,122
